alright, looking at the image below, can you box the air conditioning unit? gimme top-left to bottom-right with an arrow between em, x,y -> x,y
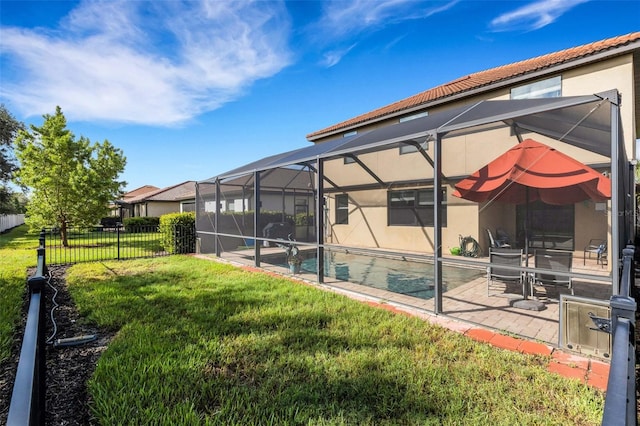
559,295 -> 611,359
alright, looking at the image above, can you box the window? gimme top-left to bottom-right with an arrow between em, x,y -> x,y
335,194 -> 349,224
516,201 -> 574,250
399,111 -> 428,122
399,140 -> 428,155
343,130 -> 357,137
343,156 -> 356,164
511,76 -> 561,99
388,188 -> 447,226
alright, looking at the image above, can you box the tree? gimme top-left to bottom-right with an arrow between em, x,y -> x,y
14,106 -> 126,246
0,104 -> 24,211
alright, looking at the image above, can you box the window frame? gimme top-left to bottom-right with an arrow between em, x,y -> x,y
388,188 -> 447,227
399,140 -> 429,155
510,76 -> 562,100
335,194 -> 349,225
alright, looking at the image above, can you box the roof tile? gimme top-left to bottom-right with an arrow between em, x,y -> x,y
307,32 -> 640,140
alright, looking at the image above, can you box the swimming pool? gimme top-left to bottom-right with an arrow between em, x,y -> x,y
289,251 -> 484,301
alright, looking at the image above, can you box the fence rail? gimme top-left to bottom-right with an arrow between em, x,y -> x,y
7,225 -> 195,424
7,232 -> 47,426
1,214 -> 25,233
601,245 -> 637,426
44,224 -> 195,265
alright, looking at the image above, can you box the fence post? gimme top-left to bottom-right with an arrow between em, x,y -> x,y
117,225 -> 121,260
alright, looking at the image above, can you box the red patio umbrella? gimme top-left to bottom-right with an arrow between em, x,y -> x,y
453,139 -> 611,302
452,138 -> 611,205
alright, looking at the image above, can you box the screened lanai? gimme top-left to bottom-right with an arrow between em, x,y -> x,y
196,89 -> 633,350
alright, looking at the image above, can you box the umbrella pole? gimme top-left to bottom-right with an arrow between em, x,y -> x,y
524,187 -> 530,299
512,187 -> 544,311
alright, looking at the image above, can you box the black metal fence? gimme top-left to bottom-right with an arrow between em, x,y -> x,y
44,224 -> 195,265
6,225 -> 196,424
601,245 -> 637,425
7,232 -> 48,426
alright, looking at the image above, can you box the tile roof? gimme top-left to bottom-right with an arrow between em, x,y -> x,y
125,181 -> 196,203
121,185 -> 160,200
307,32 -> 640,140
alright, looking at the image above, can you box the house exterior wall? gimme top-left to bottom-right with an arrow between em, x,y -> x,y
327,183 -> 481,254
318,54 -> 635,256
147,202 -> 181,217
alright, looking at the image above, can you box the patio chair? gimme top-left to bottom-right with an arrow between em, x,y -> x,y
487,248 -> 524,297
487,229 -> 510,249
583,239 -> 606,265
532,249 -> 573,297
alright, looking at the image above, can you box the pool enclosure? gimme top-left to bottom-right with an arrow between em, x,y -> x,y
197,90 -> 633,338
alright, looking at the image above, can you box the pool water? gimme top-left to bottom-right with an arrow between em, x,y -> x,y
296,251 -> 484,301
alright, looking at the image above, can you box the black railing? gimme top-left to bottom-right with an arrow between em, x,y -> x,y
44,224 -> 195,265
6,225 -> 196,425
601,245 -> 637,425
7,232 -> 48,426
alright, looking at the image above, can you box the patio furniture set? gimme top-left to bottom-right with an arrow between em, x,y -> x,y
486,230 -> 608,300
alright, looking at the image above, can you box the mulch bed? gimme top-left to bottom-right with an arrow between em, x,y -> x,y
0,265 -> 114,425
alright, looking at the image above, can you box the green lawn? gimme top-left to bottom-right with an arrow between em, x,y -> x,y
64,256 -> 605,425
0,226 -> 163,362
0,225 -> 40,363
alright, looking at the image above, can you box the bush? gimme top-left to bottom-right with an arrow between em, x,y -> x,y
100,217 -> 120,228
159,212 -> 196,254
294,213 -> 314,226
123,217 -> 160,232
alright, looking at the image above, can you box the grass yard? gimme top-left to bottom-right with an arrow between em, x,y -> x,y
0,225 -> 40,363
65,256 -> 605,425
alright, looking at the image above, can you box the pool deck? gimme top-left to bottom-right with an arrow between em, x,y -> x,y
195,249 -> 612,391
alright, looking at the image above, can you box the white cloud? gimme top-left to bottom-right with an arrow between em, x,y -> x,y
319,0 -> 458,39
320,44 -> 358,68
0,0 -> 292,126
312,0 -> 458,67
490,0 -> 590,32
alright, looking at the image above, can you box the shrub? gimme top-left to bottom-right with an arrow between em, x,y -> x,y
123,217 -> 160,232
294,213 -> 314,226
159,212 -> 196,254
100,217 -> 120,228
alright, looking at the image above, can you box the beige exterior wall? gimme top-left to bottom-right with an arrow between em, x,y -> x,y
147,202 -> 181,217
318,54 -> 635,258
316,54 -> 635,159
327,183 -> 479,254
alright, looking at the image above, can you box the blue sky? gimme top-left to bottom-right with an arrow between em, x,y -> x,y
1,0 -> 638,192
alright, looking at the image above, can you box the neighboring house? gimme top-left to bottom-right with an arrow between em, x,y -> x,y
119,181 -> 196,218
113,185 -> 160,219
197,32 -> 638,269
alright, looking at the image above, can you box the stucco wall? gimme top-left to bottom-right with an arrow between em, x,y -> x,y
316,54 -> 635,159
147,202 -> 181,217
327,183 -> 480,253
318,54 -> 634,258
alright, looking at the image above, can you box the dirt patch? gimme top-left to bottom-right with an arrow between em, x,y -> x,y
0,265 -> 114,425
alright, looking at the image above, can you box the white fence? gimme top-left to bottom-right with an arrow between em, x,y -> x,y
0,214 -> 25,233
